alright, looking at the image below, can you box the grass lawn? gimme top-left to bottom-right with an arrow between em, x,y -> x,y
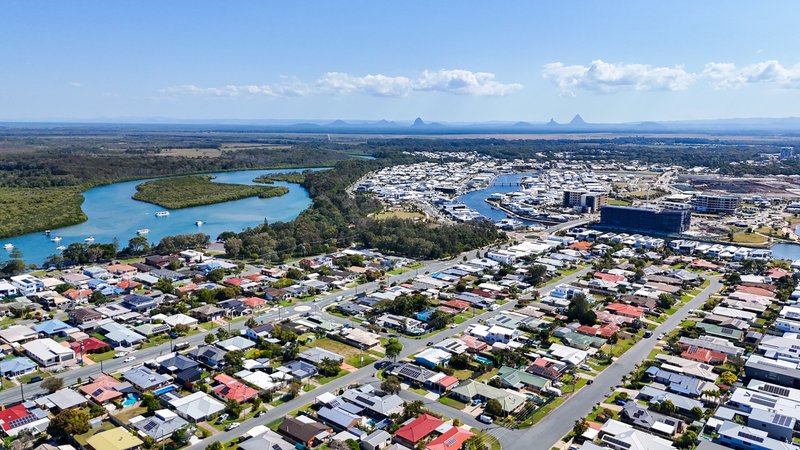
140,333 -> 172,349
1,378 -> 15,389
451,369 -> 473,380
75,421 -> 116,446
439,396 -> 467,410
199,322 -> 218,331
114,406 -> 147,424
519,398 -> 564,427
345,354 -> 377,368
316,370 -> 348,385
607,199 -> 632,206
606,337 -> 636,357
18,370 -> 50,384
373,210 -> 427,221
409,387 -> 428,396
731,231 -> 769,244
475,368 -> 499,382
87,350 -> 116,363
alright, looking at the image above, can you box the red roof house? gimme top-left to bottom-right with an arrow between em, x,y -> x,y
212,374 -> 258,403
395,414 -> 445,447
605,303 -> 644,319
242,297 -> 267,309
681,346 -> 727,365
768,267 -> 791,279
736,285 -> 776,298
594,272 -> 625,283
441,300 -> 470,312
69,337 -> 111,354
0,404 -> 46,434
689,259 -> 720,270
426,427 -> 474,450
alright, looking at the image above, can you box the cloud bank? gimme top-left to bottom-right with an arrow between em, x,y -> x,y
165,69 -> 522,98
543,59 -> 800,94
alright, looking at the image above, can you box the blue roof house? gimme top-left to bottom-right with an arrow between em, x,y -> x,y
0,357 -> 37,378
416,309 -> 435,323
32,319 -> 75,337
121,294 -> 157,312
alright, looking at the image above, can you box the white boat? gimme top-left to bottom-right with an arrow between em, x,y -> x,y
3,243 -> 13,250
51,236 -> 62,242
44,230 -> 51,235
155,211 -> 170,217
137,229 -> 150,235
56,245 -> 66,251
84,237 -> 95,243
195,221 -> 204,226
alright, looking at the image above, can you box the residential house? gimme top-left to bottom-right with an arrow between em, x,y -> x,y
123,366 -> 170,392
190,345 -> 227,369
23,338 -> 75,367
0,403 -> 50,437
190,305 -> 224,322
79,374 -> 126,404
425,427 -> 474,450
0,357 -> 37,378
130,409 -> 189,442
212,374 -> 258,403
166,391 -> 225,422
450,380 -> 527,414
393,414 -> 444,448
619,403 -> 684,437
0,325 -> 37,345
497,366 -> 551,393
121,294 -> 157,312
86,427 -> 143,450
35,388 -> 88,413
278,417 -> 331,448
299,347 -> 344,366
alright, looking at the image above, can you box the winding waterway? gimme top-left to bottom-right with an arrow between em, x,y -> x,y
1,168 -> 325,266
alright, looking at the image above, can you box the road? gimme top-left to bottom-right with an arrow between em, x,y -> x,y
187,266 -> 593,450
494,276 -> 722,450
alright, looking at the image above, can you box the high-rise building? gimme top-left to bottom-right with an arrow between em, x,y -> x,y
599,205 -> 691,233
563,190 -> 608,213
692,194 -> 741,214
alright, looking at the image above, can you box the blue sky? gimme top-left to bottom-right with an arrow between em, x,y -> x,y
2,1 -> 800,123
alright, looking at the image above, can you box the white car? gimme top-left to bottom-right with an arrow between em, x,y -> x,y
114,352 -> 128,358
123,356 -> 136,363
226,422 -> 241,431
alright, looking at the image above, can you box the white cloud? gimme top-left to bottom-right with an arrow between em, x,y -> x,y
543,59 -> 800,94
415,69 -> 522,95
70,81 -> 82,87
316,72 -> 413,96
702,60 -> 800,89
542,60 -> 694,94
163,69 -> 521,98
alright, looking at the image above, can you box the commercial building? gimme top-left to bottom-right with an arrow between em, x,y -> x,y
692,194 -> 741,213
599,206 -> 691,234
563,190 -> 608,213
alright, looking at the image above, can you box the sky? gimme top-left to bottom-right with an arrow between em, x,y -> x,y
3,1 -> 800,123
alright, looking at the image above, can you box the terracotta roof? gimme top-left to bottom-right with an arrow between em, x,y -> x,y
426,427 -> 474,450
568,241 -> 593,251
395,414 -> 444,444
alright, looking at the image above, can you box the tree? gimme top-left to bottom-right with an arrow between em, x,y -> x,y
385,338 -> 403,362
141,392 -> 161,414
282,342 -> 300,362
90,290 -> 108,305
676,430 -> 697,449
207,441 -> 225,450
226,399 -> 242,418
525,264 -> 548,286
48,408 -> 90,436
41,377 -> 63,393
319,357 -> 342,377
206,268 -> 225,282
719,371 -> 738,385
205,333 -> 217,344
173,324 -> 190,336
172,426 -> 191,446
572,419 -> 588,438
565,293 -> 596,326
403,400 -> 425,419
657,293 -> 675,309
224,350 -> 245,372
484,398 -> 503,417
463,436 -> 486,450
288,381 -> 301,398
428,310 -> 453,330
125,235 -> 151,255
1,259 -> 25,276
154,278 -> 174,294
381,376 -> 401,395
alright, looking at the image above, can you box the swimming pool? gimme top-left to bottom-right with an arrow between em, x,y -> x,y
474,356 -> 492,365
153,385 -> 177,396
122,394 -> 138,407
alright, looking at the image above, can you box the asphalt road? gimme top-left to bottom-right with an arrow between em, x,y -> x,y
494,276 -> 722,450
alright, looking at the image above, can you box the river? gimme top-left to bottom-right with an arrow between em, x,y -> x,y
0,168 -> 326,266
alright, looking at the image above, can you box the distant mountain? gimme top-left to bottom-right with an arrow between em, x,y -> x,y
328,120 -> 349,127
546,118 -> 559,126
412,117 -> 426,127
514,121 -> 532,127
569,114 -> 587,126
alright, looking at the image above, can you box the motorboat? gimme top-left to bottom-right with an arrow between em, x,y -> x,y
44,230 -> 51,235
51,236 -> 62,242
3,243 -> 13,250
195,220 -> 204,226
56,245 -> 66,251
155,211 -> 170,217
137,229 -> 150,235
84,236 -> 95,243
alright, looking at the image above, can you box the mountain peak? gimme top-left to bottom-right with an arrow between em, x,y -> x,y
412,117 -> 425,127
546,118 -> 559,126
569,114 -> 586,125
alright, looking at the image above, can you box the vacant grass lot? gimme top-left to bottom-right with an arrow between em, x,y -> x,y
133,175 -> 289,209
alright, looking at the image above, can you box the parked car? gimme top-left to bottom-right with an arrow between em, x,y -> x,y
114,351 -> 128,358
216,414 -> 229,424
478,414 -> 493,424
657,333 -> 665,340
644,330 -> 653,338
471,398 -> 483,406
27,376 -> 43,384
226,422 -> 241,431
426,341 -> 434,346
580,364 -> 591,371
123,356 -> 136,363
